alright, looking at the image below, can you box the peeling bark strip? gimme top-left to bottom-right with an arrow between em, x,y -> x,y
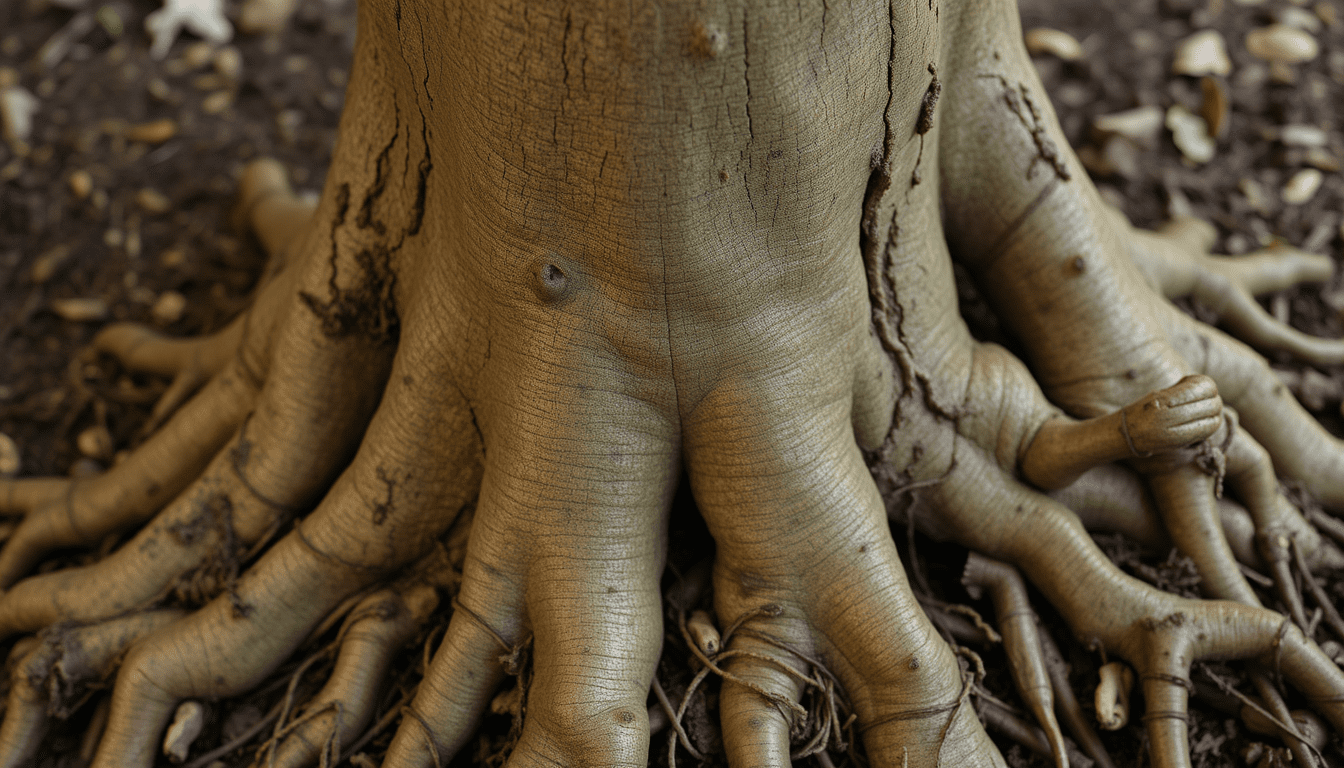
911,64 -> 940,187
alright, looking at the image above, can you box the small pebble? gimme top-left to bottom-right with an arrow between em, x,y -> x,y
1166,105 -> 1216,163
1173,30 -> 1232,76
180,41 -> 215,70
275,109 -> 302,144
1304,146 -> 1340,171
160,247 -> 187,267
136,187 -> 172,214
0,85 -> 40,144
31,243 -> 73,283
152,291 -> 187,324
1281,167 -> 1323,204
163,701 -> 206,763
50,297 -> 108,322
213,46 -> 242,81
147,78 -> 173,102
1318,1 -> 1338,26
1092,105 -> 1164,146
1024,28 -> 1084,61
125,118 -> 177,144
68,169 -> 92,199
201,90 -> 232,114
192,73 -> 225,91
239,0 -> 300,34
124,226 -> 141,259
1280,5 -> 1324,30
1246,24 -> 1319,63
0,433 -> 19,476
76,425 -> 114,461
1277,123 -> 1328,146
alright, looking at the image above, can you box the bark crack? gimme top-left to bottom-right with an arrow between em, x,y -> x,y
742,10 -> 753,142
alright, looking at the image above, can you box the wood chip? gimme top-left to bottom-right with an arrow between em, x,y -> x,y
1200,76 -> 1230,138
201,90 -> 232,114
1246,24 -> 1320,64
31,243 -> 73,283
1173,30 -> 1232,76
50,297 -> 108,322
1024,28 -> 1084,61
125,118 -> 177,144
136,187 -> 172,214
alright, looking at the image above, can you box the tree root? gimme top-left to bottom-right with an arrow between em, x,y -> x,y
0,610 -> 184,768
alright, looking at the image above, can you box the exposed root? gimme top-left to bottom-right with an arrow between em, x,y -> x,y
1122,212 -> 1344,369
0,610 -> 184,768
962,554 -> 1068,768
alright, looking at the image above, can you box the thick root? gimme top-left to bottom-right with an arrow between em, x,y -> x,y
912,441 -> 1344,768
257,582 -> 440,768
87,335 -> 480,767
1121,212 -> 1344,369
962,554 -> 1067,768
0,610 -> 183,768
0,357 -> 260,587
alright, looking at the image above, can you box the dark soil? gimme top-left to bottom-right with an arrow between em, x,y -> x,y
2,0 -> 1343,766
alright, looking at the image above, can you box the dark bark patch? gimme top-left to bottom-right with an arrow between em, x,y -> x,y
371,465 -> 397,525
299,243 -> 401,346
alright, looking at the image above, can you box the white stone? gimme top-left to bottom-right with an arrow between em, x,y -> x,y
1278,124 -> 1329,147
1093,106 -> 1165,147
1282,168 -> 1324,204
1166,105 -> 1216,164
1173,30 -> 1232,76
145,0 -> 233,60
152,291 -> 187,324
1024,28 -> 1084,61
163,701 -> 206,763
1246,24 -> 1319,64
0,85 -> 39,143
1280,6 -> 1324,31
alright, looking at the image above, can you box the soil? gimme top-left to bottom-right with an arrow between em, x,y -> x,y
1,0 -> 1343,766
